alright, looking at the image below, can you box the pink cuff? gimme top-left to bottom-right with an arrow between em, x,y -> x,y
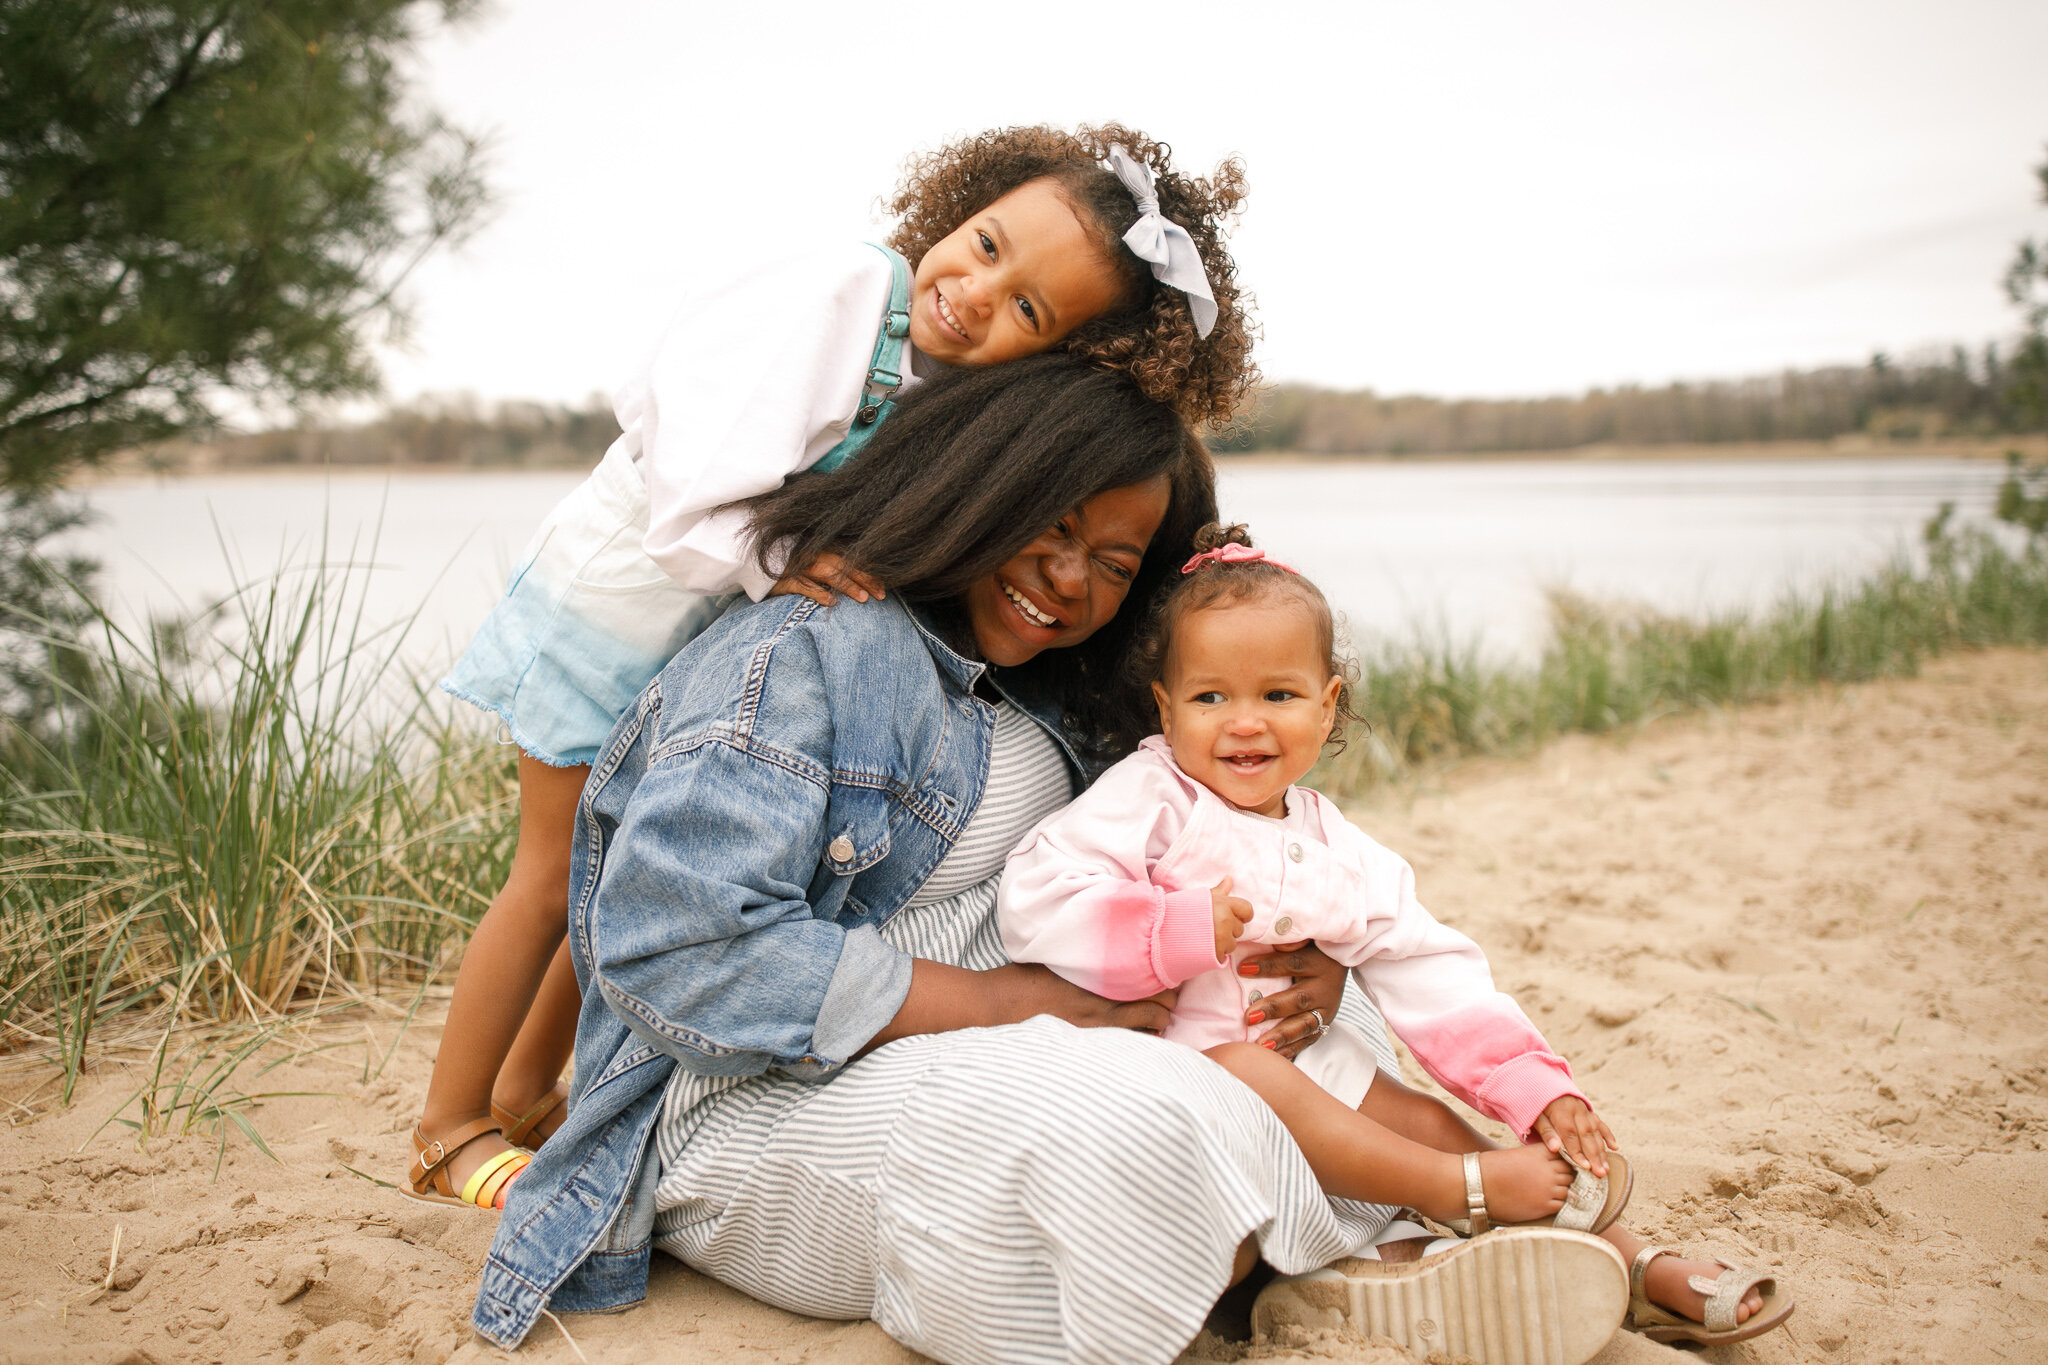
1153,886 -> 1227,986
1474,1051 -> 1587,1140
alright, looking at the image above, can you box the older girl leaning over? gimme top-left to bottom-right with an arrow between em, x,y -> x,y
412,123 -> 1262,1209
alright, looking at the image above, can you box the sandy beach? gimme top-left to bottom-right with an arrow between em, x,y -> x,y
3,646 -> 2043,1365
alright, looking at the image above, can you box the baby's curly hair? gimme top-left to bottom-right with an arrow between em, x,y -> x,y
885,123 -> 1259,430
1127,523 -> 1364,756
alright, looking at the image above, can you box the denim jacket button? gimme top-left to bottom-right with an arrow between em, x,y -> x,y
828,834 -> 855,863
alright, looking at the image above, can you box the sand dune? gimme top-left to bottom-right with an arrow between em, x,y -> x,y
3,648 -> 2043,1365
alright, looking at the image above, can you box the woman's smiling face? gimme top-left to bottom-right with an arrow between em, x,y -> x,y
908,179 -> 1127,367
962,477 -> 1171,668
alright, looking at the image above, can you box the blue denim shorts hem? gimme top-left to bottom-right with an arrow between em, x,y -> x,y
439,675 -> 598,769
438,443 -> 731,771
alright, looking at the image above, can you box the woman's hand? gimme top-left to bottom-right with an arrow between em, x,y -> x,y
986,963 -> 1177,1034
860,961 -> 1174,1057
1236,940 -> 1346,1061
772,552 -> 886,606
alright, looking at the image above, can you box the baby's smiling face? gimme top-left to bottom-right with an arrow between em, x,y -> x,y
1150,598 -> 1341,818
908,178 -> 1127,368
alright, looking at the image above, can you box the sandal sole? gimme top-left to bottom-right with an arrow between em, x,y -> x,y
399,1186 -> 501,1210
1638,1289 -> 1795,1345
1252,1228 -> 1627,1365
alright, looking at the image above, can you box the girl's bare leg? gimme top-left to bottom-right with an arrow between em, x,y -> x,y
1356,1071 -> 1766,1327
416,755 -> 588,1190
490,937 -> 581,1141
1204,1043 -> 1573,1224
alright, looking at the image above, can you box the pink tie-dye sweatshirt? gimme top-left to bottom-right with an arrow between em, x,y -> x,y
998,737 -> 1584,1138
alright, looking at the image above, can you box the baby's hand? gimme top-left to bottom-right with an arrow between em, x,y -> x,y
1533,1095 -> 1619,1177
1211,877 -> 1253,961
772,553 -> 886,606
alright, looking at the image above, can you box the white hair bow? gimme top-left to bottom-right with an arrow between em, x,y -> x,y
1105,145 -> 1218,338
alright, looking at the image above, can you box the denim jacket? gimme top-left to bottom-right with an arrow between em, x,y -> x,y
471,593 -> 1082,1348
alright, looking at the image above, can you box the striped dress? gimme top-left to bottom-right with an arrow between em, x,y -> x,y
652,703 -> 1401,1365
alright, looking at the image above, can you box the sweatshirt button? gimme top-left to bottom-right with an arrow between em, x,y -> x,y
1288,843 -> 1304,862
829,835 -> 855,863
1273,916 -> 1294,936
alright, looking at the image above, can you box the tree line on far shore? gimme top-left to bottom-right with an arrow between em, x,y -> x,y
166,394 -> 628,471
1214,346 -> 2042,456
151,343 -> 2040,473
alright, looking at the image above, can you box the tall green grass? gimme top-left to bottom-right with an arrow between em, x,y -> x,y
2,491 -> 2044,1110
0,551 -> 515,1101
1324,513 -> 2048,793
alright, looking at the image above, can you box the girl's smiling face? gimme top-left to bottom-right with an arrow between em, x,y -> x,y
1150,598 -> 1342,818
909,179 -> 1127,367
962,477 -> 1170,668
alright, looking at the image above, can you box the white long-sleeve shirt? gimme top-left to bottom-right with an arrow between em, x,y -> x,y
612,241 -> 925,600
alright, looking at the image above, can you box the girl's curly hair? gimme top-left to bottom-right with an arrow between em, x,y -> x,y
1126,523 -> 1365,756
885,123 -> 1259,430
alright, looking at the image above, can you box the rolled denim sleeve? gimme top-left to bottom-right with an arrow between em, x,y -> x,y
586,735 -> 913,1079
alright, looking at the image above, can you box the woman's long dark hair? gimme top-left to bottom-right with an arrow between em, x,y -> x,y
730,352 -> 1217,766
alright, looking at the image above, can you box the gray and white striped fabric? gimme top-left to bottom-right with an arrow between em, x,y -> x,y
902,702 -> 1072,909
652,704 -> 1401,1365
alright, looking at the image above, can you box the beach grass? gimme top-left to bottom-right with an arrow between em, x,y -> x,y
3,495 -> 2046,1106
1323,510 -> 2048,793
0,547 -> 516,1102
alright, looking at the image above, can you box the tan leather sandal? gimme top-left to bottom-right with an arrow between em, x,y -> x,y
1446,1147 -> 1633,1236
1625,1245 -> 1795,1345
405,1117 -> 531,1210
491,1083 -> 569,1151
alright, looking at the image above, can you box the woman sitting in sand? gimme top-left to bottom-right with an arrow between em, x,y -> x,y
461,357 -> 1786,1365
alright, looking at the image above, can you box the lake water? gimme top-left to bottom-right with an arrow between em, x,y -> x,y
62,456 -> 2013,672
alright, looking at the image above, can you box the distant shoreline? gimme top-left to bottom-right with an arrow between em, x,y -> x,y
72,434 -> 2048,486
1215,434 -> 2047,466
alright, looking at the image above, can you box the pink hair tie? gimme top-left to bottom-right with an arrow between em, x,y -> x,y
1181,544 -> 1298,575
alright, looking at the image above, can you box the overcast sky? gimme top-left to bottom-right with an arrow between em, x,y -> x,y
373,0 -> 2048,410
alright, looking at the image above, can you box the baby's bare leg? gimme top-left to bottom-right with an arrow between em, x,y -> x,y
1358,1071 -> 1492,1154
1205,1043 -> 1571,1224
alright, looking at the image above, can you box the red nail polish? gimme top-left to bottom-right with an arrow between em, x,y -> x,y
1261,1039 -> 1276,1049
1237,964 -> 1258,976
1246,1011 -> 1265,1024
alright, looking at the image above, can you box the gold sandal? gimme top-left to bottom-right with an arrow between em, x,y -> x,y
1625,1246 -> 1795,1345
404,1117 -> 531,1210
1446,1148 -> 1633,1236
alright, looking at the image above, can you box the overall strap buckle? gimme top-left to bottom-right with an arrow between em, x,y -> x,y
822,245 -> 913,459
